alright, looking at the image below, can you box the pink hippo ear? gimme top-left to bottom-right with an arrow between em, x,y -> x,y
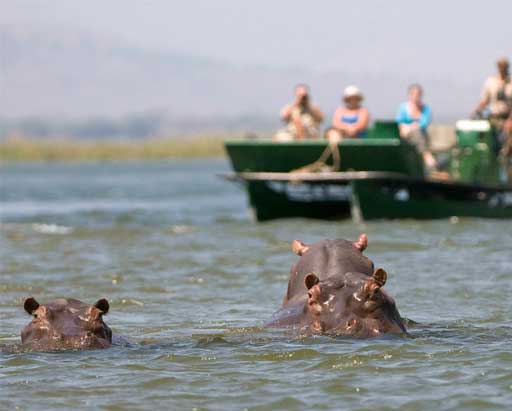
304,273 -> 320,290
24,297 -> 40,315
362,268 -> 388,296
292,240 -> 310,256
372,268 -> 387,287
353,233 -> 368,252
94,298 -> 110,315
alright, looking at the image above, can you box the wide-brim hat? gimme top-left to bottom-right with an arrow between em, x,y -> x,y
343,85 -> 363,100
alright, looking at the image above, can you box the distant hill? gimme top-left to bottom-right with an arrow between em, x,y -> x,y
1,25 -> 481,137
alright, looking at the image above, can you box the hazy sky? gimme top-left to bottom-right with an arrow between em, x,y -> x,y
3,0 -> 511,81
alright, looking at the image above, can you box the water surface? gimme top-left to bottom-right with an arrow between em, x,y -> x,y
1,160 -> 511,410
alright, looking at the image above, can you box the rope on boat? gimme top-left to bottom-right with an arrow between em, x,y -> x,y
290,140 -> 341,174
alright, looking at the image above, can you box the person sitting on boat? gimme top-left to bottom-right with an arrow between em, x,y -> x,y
274,84 -> 324,141
471,57 -> 512,156
326,85 -> 370,141
396,84 -> 437,172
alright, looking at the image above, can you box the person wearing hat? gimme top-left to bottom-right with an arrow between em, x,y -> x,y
396,84 -> 436,172
274,84 -> 324,141
327,85 -> 370,141
472,58 -> 512,156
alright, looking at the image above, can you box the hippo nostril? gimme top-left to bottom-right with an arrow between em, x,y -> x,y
347,318 -> 357,328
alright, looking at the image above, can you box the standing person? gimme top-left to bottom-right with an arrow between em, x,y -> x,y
327,85 -> 370,141
274,84 -> 324,141
396,84 -> 436,172
472,57 -> 512,155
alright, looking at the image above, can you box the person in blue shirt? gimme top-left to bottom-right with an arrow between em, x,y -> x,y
396,84 -> 437,172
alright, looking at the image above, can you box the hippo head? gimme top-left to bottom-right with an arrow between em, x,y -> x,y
284,234 -> 374,306
301,268 -> 407,337
21,297 -> 112,350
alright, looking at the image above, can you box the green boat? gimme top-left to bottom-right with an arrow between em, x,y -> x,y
223,120 -> 512,221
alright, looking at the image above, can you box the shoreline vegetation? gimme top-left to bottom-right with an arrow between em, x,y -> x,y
0,135 -> 231,162
0,125 -> 455,162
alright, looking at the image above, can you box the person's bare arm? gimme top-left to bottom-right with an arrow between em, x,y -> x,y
505,110 -> 512,133
309,104 -> 324,122
472,96 -> 490,117
472,79 -> 491,117
331,107 -> 346,130
280,104 -> 294,122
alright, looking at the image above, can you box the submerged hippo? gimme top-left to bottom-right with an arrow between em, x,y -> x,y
270,268 -> 407,337
284,234 -> 374,306
270,235 -> 407,337
21,297 -> 112,351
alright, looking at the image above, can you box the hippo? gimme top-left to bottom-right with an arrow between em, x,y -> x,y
284,234 -> 374,306
269,268 -> 407,337
20,297 -> 113,351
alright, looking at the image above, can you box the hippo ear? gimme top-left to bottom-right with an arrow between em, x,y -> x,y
372,268 -> 387,287
24,297 -> 40,315
304,273 -> 320,290
292,240 -> 310,256
94,299 -> 109,315
353,233 -> 368,252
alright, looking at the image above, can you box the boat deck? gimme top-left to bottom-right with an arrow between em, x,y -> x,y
222,171 -> 512,191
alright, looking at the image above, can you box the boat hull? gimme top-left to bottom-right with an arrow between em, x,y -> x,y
352,178 -> 512,220
226,172 -> 512,221
246,180 -> 351,221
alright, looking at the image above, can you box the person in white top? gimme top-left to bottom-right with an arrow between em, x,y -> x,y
274,84 -> 324,141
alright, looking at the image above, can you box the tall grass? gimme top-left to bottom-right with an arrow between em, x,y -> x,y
0,135 -> 230,162
0,126 -> 454,162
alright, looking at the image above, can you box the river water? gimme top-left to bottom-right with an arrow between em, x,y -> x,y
1,159 -> 511,411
